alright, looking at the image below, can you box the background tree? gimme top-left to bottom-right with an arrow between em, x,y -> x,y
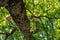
0,0 -> 60,40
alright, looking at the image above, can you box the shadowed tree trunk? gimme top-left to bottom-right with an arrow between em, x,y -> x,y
0,0 -> 31,40
6,0 -> 31,40
0,0 -> 40,40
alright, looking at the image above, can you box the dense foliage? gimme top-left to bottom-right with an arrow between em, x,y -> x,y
0,0 -> 60,40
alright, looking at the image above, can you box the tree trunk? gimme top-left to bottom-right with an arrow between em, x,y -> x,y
5,0 -> 31,40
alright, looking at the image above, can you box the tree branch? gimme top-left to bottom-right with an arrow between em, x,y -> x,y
33,22 -> 40,34
5,27 -> 17,40
26,8 -> 60,19
0,32 -> 6,34
30,20 -> 40,34
0,27 -> 17,40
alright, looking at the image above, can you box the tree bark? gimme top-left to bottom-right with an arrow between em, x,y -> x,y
5,0 -> 31,40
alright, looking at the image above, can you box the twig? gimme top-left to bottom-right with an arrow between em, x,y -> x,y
0,32 -> 6,34
33,22 -> 40,34
5,27 -> 17,40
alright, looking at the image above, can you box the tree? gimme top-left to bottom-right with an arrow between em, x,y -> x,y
0,0 -> 60,40
0,0 -> 30,40
0,0 -> 40,40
